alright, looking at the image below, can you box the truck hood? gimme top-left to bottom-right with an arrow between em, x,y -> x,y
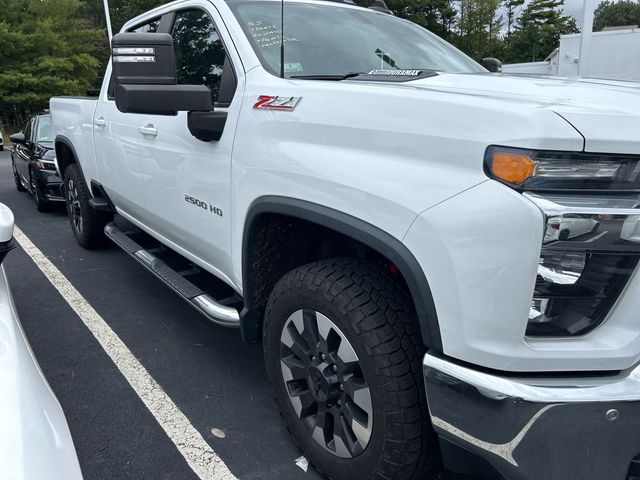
400,73 -> 640,154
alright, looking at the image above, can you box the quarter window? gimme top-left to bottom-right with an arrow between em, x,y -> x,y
130,18 -> 160,33
172,9 -> 232,105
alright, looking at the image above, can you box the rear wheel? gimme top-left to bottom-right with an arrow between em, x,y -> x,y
264,258 -> 437,480
12,160 -> 25,192
64,164 -> 112,248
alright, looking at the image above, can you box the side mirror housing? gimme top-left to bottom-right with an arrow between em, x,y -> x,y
111,33 -> 212,115
481,57 -> 502,73
9,132 -> 26,145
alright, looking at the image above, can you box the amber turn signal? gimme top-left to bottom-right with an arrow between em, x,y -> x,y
488,151 -> 536,185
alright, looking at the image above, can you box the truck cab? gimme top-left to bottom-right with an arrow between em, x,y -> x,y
50,1 -> 640,479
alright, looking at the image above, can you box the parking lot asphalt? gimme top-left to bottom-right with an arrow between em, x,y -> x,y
0,149 -> 478,480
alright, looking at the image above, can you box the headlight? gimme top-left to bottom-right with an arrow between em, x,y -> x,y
485,146 -> 640,192
35,160 -> 57,170
485,144 -> 640,338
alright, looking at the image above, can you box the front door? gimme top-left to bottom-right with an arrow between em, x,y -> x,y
93,17 -> 164,221
137,5 -> 242,283
13,118 -> 34,186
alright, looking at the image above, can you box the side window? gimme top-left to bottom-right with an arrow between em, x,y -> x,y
172,9 -> 236,106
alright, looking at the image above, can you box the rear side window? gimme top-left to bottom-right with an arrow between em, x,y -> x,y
172,9 -> 236,106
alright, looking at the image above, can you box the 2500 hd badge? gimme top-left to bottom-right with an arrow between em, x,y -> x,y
184,194 -> 223,217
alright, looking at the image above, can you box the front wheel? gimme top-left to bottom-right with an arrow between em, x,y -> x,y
30,170 -> 52,212
64,164 -> 112,248
264,258 -> 437,480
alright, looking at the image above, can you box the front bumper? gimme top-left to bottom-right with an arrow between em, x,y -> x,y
35,169 -> 64,202
424,353 -> 640,480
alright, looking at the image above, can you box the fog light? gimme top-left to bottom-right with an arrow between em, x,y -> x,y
527,253 -> 639,337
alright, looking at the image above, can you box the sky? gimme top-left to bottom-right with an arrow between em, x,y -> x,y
564,0 -> 592,25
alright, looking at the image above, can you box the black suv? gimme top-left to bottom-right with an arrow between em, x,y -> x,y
10,112 -> 63,212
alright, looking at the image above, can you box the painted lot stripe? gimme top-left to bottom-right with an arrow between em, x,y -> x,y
13,226 -> 237,480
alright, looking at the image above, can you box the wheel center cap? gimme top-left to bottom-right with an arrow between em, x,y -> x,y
306,365 -> 333,402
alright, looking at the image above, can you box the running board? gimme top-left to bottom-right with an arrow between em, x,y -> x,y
104,222 -> 240,328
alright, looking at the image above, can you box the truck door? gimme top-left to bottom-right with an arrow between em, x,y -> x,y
93,17 -> 164,222
136,6 -> 241,282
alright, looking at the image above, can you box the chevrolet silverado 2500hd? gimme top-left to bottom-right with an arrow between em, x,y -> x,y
50,1 -> 640,479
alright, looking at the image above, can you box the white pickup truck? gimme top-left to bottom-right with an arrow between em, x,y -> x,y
50,1 -> 640,479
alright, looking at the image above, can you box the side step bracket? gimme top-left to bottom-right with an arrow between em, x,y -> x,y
104,222 -> 240,328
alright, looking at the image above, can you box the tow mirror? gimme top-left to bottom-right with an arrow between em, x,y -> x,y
111,33 -> 212,116
0,203 -> 15,265
481,57 -> 502,73
9,132 -> 26,145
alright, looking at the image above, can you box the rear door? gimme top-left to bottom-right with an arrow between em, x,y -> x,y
93,17 -> 165,221
136,4 -> 242,281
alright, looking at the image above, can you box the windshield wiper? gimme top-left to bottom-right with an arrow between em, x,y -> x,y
289,72 -> 367,81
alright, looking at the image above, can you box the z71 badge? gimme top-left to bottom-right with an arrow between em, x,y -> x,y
253,96 -> 301,111
184,195 -> 223,217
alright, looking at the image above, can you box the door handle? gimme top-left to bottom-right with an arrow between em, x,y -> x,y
94,117 -> 107,127
138,125 -> 158,137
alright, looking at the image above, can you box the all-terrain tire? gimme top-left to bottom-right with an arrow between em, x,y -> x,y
63,164 -> 112,249
264,258 -> 437,480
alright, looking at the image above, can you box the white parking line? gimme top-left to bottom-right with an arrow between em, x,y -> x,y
585,231 -> 608,243
13,226 -> 237,480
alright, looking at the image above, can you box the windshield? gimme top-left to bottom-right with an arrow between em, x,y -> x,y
230,1 -> 483,78
36,116 -> 52,144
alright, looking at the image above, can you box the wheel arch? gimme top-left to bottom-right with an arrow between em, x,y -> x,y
54,135 -> 84,181
241,196 -> 442,351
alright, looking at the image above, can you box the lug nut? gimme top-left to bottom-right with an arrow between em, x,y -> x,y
332,365 -> 338,372
321,353 -> 326,360
337,400 -> 342,406
339,384 -> 344,391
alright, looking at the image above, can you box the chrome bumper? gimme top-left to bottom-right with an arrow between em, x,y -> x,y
423,353 -> 640,480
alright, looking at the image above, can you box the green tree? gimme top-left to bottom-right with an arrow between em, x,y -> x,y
453,0 -> 504,60
505,0 -> 579,62
504,0 -> 525,38
81,0 -> 168,34
593,0 -> 640,31
0,0 -> 102,129
386,0 -> 458,40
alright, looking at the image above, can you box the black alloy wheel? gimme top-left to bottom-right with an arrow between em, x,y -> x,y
66,176 -> 83,234
264,258 -> 437,480
280,309 -> 373,458
63,164 -> 112,249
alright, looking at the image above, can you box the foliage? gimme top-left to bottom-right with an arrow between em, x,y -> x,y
0,0 -> 584,130
386,0 -> 458,40
81,0 -> 167,33
452,0 -> 504,59
503,0 -> 579,62
0,0 -> 103,129
504,0 -> 525,38
593,0 -> 640,31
